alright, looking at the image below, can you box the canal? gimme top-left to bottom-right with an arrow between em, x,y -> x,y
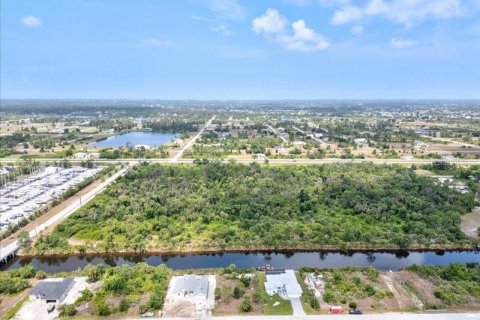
1,250 -> 479,273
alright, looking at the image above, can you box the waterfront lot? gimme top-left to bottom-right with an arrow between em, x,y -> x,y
34,163 -> 476,255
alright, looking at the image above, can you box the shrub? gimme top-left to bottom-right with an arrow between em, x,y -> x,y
252,291 -> 261,303
214,287 -> 221,300
35,271 -> 47,279
75,289 -> 93,305
240,297 -> 252,312
58,304 -> 77,317
233,286 -> 241,299
119,298 -> 130,312
349,301 -> 357,309
310,296 -> 320,310
323,290 -> 336,303
363,284 -> 376,297
0,276 -> 28,294
366,267 -> 379,282
240,275 -> 251,287
97,303 -> 111,316
139,304 -> 148,314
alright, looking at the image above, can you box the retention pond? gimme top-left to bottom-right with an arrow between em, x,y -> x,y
93,132 -> 178,148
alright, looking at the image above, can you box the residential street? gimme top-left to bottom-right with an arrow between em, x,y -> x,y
138,312 -> 480,320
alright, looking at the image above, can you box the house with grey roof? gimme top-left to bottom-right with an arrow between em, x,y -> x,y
171,275 -> 209,299
29,277 -> 75,303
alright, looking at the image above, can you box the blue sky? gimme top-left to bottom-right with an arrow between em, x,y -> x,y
1,0 -> 480,99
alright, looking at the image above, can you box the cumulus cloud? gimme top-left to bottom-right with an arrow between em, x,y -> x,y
20,15 -> 42,27
389,37 -> 416,49
331,0 -> 465,27
252,9 -> 329,52
252,8 -> 288,34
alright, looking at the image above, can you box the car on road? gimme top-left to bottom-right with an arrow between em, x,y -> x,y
349,308 -> 363,314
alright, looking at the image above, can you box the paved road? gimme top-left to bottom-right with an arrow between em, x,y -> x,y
170,116 -> 216,162
266,124 -> 289,144
0,163 -> 133,262
421,136 -> 480,149
140,312 -> 480,320
292,126 -> 331,146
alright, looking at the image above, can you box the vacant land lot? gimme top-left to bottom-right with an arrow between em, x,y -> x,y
30,163 -> 475,255
297,264 -> 480,314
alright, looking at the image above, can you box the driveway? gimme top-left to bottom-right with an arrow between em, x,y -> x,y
290,297 -> 306,316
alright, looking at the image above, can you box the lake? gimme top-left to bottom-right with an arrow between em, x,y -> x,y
2,250 -> 479,273
93,132 -> 178,148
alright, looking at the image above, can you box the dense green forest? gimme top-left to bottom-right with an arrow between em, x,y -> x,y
34,162 -> 475,254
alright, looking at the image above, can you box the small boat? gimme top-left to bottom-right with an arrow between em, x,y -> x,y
256,264 -> 273,271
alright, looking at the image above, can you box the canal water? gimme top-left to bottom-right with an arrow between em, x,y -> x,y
93,132 -> 178,148
2,251 -> 479,273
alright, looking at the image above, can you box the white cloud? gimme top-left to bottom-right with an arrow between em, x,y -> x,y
210,23 -> 232,36
351,25 -> 364,35
332,6 -> 363,25
252,9 -> 329,52
252,8 -> 288,34
190,15 -> 215,23
389,37 -> 416,49
20,15 -> 42,27
207,0 -> 247,21
145,38 -> 173,47
331,0 -> 466,27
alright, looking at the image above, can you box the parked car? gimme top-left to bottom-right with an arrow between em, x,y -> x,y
349,308 -> 363,315
47,303 -> 55,313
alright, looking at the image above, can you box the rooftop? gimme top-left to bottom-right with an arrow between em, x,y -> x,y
30,277 -> 75,301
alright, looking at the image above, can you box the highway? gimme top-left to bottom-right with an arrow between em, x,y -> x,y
2,157 -> 480,166
170,116 -> 216,162
0,163 -> 133,262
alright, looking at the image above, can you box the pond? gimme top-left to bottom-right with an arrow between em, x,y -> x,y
2,250 -> 479,273
93,132 -> 178,148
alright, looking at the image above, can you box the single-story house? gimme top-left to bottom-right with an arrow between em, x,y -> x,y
171,275 -> 209,300
29,278 -> 75,303
264,269 -> 303,299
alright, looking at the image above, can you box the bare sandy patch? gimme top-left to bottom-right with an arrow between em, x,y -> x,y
460,207 -> 480,238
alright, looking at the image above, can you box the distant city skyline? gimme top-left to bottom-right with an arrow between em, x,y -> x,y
1,0 -> 480,99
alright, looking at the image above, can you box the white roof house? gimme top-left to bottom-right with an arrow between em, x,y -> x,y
264,269 -> 303,299
171,275 -> 209,299
166,274 -> 216,314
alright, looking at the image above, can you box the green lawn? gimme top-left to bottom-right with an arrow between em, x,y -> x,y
295,271 -> 322,315
257,272 -> 293,315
